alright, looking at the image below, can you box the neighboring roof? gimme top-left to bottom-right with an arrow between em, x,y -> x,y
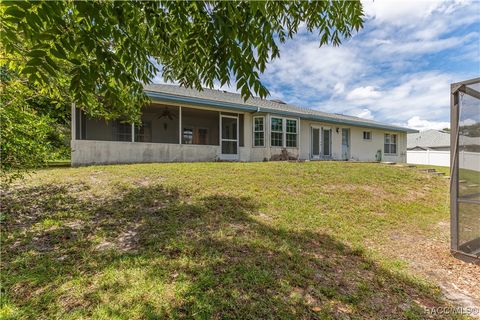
408,129 -> 480,149
407,129 -> 451,149
144,84 -> 418,133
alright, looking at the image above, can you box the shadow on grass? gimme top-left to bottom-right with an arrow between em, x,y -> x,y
2,183 -> 450,319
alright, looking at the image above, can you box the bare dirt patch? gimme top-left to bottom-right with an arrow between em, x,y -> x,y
375,222 -> 480,315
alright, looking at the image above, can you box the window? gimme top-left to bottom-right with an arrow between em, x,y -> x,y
270,117 -> 298,148
113,121 -> 132,141
253,116 -> 265,146
286,119 -> 297,147
135,121 -> 152,142
384,133 -> 397,154
363,131 -> 371,140
271,117 -> 283,147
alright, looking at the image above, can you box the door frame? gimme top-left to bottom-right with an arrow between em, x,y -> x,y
219,114 -> 239,160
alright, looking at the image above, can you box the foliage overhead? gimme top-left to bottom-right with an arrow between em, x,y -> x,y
2,0 -> 364,122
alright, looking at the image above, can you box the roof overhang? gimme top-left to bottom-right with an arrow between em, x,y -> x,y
145,90 -> 418,133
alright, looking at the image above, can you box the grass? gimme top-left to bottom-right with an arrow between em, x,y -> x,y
413,164 -> 450,176
1,162 -> 466,319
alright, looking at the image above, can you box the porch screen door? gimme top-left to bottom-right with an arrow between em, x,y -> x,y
220,115 -> 238,160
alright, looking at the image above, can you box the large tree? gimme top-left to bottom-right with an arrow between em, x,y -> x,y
1,1 -> 363,180
2,0 -> 364,122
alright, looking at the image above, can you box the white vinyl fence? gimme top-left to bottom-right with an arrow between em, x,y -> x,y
407,150 -> 480,172
407,150 -> 450,167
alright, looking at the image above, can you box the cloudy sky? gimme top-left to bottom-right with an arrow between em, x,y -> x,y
262,0 -> 480,131
156,0 -> 480,131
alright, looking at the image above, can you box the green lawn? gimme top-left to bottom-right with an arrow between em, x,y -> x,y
1,162 -> 465,319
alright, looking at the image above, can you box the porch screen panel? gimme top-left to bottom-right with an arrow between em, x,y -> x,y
142,105 -> 179,143
75,109 -> 120,141
84,117 -> 130,141
182,107 -> 219,145
457,86 -> 480,256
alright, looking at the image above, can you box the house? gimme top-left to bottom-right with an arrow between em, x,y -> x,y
407,129 -> 451,151
71,84 -> 417,166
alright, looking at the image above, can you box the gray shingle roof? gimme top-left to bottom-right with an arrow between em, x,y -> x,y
144,84 -> 417,133
407,129 -> 450,149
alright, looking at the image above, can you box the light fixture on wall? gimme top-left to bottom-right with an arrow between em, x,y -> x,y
336,127 -> 339,133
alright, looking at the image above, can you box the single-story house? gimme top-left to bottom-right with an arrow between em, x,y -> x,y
407,129 -> 451,151
71,84 -> 417,166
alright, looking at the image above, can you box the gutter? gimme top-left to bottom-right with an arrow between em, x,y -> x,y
145,90 -> 418,133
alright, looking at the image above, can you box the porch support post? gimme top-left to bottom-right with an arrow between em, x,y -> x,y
71,103 -> 76,141
179,106 -> 182,144
131,123 -> 135,142
218,111 -> 221,146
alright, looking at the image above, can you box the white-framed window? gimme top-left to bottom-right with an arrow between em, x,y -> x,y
384,133 -> 397,154
271,117 -> 283,147
270,117 -> 298,148
286,119 -> 297,147
253,116 -> 265,147
363,131 -> 372,140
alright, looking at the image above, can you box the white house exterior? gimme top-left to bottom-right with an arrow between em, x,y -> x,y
71,85 -> 416,166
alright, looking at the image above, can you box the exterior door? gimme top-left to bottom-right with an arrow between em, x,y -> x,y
220,115 -> 239,160
311,127 -> 321,159
341,128 -> 350,160
322,128 -> 332,158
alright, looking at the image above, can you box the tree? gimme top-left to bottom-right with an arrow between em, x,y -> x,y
1,1 -> 363,181
0,67 -> 63,183
2,1 -> 364,123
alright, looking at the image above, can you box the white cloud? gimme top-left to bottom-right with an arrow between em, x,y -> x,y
346,86 -> 382,100
334,82 -> 345,95
349,108 -> 375,120
263,39 -> 367,99
396,116 -> 450,131
362,0 -> 472,28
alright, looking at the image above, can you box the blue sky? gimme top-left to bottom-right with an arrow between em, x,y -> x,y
156,0 -> 480,131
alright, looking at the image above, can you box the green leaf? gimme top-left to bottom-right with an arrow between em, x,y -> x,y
27,50 -> 47,58
5,6 -> 26,19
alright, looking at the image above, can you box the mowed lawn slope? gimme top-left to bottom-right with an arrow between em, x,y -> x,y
1,162 -> 464,319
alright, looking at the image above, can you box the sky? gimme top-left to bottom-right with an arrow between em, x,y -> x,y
156,0 -> 480,131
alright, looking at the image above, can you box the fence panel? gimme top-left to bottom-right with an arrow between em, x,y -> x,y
407,150 -> 450,167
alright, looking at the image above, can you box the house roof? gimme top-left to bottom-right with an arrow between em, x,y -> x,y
407,129 -> 451,149
407,129 -> 480,149
144,84 -> 418,133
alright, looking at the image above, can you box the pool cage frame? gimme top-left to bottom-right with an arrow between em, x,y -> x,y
450,77 -> 480,263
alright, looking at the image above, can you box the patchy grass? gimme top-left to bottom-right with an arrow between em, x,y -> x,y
1,162 -> 471,319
